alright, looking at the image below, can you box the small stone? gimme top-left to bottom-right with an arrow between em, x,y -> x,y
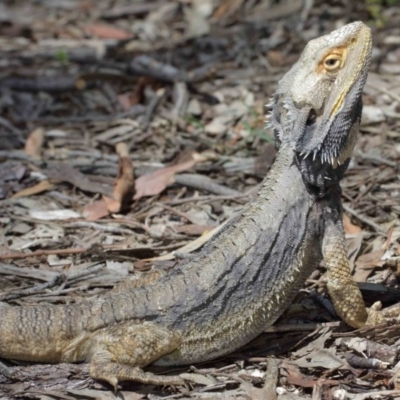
229,100 -> 248,119
187,98 -> 202,116
361,105 -> 385,125
205,117 -> 227,135
244,92 -> 254,107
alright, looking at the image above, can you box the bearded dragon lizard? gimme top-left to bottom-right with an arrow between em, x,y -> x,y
0,21 -> 397,389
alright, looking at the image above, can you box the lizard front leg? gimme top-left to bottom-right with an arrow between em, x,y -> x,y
66,321 -> 183,389
322,203 -> 400,328
322,211 -> 387,328
323,215 -> 368,328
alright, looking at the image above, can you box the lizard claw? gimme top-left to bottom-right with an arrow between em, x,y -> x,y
365,301 -> 400,326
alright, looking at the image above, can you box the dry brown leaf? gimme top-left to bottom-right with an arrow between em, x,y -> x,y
134,153 -> 205,200
353,249 -> 385,283
286,371 -> 339,389
24,127 -> 45,159
354,227 -> 393,274
291,348 -> 344,369
254,143 -> 276,177
85,23 -> 133,40
343,213 -> 362,234
267,50 -> 285,67
11,180 -> 54,199
104,143 -> 135,213
353,265 -> 376,283
356,250 -> 385,267
130,77 -> 159,106
279,362 -> 342,390
44,163 -> 112,196
83,199 -> 109,221
117,93 -> 132,111
173,224 -> 215,236
212,0 -> 245,21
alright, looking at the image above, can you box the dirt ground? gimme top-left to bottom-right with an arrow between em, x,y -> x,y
0,0 -> 400,399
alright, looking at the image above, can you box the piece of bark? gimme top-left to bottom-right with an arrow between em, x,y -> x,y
0,76 -> 86,92
263,358 -> 279,400
103,143 -> 135,213
344,353 -> 389,369
24,127 -> 44,159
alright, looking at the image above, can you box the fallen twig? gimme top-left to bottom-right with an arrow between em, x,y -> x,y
175,173 -> 241,196
342,203 -> 387,234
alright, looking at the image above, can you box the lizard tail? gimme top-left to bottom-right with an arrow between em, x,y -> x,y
0,301 -> 87,363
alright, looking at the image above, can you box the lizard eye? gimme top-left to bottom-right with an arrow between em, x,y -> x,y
323,55 -> 342,73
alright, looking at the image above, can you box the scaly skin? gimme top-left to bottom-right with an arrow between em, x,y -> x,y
1,21 -> 397,388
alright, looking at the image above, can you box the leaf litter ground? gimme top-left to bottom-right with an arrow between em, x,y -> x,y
0,1 -> 399,399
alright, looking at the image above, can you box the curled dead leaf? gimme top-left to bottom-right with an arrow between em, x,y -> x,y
134,152 -> 207,200
104,142 -> 135,213
83,199 -> 109,221
343,213 -> 362,234
25,127 -> 45,160
12,180 -> 54,199
85,23 -> 133,40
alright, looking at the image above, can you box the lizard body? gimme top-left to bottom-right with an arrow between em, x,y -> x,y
0,149 -> 319,369
1,21 -> 395,388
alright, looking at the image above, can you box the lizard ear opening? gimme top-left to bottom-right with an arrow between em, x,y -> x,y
294,108 -> 318,154
306,109 -> 317,126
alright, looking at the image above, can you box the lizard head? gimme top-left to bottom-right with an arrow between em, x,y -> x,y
269,21 -> 372,188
